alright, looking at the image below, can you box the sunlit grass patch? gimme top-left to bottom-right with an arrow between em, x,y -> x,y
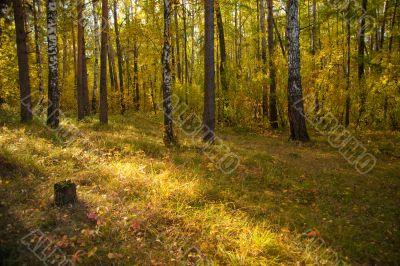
0,109 -> 399,264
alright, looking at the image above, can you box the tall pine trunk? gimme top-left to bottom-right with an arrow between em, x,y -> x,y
13,0 -> 32,122
113,0 -> 126,114
162,0 -> 176,145
287,0 -> 310,141
267,0 -> 278,128
92,0 -> 100,113
203,0 -> 215,143
100,0 -> 109,124
77,0 -> 90,119
46,0 -> 59,128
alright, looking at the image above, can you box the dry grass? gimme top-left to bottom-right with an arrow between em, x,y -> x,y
0,108 -> 399,265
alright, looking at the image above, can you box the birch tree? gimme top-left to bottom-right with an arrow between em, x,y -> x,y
287,0 -> 309,141
46,0 -> 59,128
162,0 -> 176,145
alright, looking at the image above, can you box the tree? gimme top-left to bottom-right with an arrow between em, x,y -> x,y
267,0 -> 278,128
356,0 -> 367,127
13,0 -> 32,122
162,0 -> 176,145
287,0 -> 309,141
92,0 -> 100,113
77,0 -> 90,119
215,0 -> 228,119
174,3 -> 182,82
345,0 -> 351,127
46,0 -> 59,128
259,0 -> 268,119
100,0 -> 109,124
113,0 -> 126,114
203,0 -> 215,143
33,0 -> 44,113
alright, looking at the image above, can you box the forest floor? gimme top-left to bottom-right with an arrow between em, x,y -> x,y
0,107 -> 399,265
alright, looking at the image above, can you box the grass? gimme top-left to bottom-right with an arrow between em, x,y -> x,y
0,107 -> 399,265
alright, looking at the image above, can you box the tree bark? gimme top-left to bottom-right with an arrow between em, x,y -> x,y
72,17 -> 77,99
267,0 -> 278,128
260,0 -> 268,119
287,0 -> 310,141
203,0 -> 215,143
389,0 -> 398,54
174,4 -> 182,82
182,0 -> 189,104
77,0 -> 90,119
215,0 -> 228,120
162,0 -> 176,145
273,18 -> 286,57
345,0 -> 351,127
33,0 -> 44,113
46,0 -> 59,128
133,41 -> 140,110
60,0 -> 67,103
380,0 -> 388,49
100,0 -> 109,124
357,0 -> 367,127
113,0 -> 126,114
92,0 -> 100,113
13,0 -> 32,122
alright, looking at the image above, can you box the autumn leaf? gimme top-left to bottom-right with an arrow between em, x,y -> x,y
87,247 -> 97,258
107,252 -> 123,259
130,221 -> 141,232
87,212 -> 98,222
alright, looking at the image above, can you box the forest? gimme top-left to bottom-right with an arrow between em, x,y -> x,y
0,0 -> 399,264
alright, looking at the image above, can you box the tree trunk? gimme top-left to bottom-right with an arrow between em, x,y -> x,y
108,37 -> 119,92
33,0 -> 44,113
92,0 -> 100,113
77,0 -> 90,119
215,0 -> 228,121
133,41 -> 140,110
174,4 -> 182,82
46,0 -> 59,128
267,0 -> 278,128
203,0 -> 215,143
54,180 -> 77,207
380,0 -> 388,49
60,0 -> 67,103
357,0 -> 367,127
389,0 -> 398,54
287,0 -> 310,141
13,0 -> 32,122
72,17 -> 77,99
100,0 -> 109,124
345,0 -> 351,128
260,0 -> 268,119
273,18 -> 286,57
113,0 -> 126,114
162,0 -> 176,145
183,0 -> 189,104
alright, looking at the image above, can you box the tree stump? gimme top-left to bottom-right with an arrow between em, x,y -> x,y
54,180 -> 77,207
